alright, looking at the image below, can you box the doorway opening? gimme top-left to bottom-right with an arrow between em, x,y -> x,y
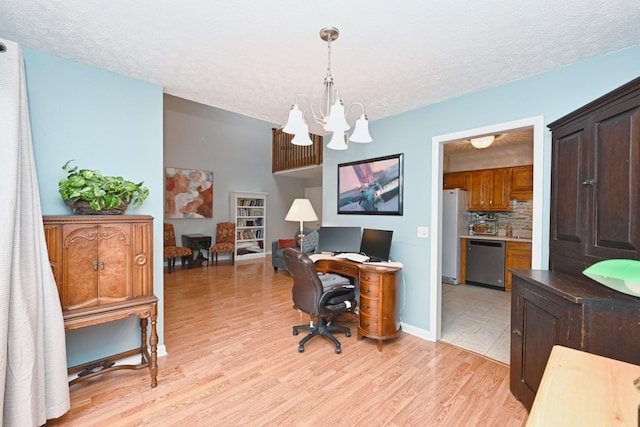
428,116 -> 546,343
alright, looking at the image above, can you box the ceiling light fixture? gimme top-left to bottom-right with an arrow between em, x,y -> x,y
283,27 -> 372,150
470,135 -> 495,149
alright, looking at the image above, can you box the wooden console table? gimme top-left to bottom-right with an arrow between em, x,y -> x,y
65,296 -> 158,387
527,345 -> 640,426
314,258 -> 401,351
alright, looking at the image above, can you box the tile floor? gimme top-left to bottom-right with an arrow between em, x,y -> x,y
441,282 -> 511,364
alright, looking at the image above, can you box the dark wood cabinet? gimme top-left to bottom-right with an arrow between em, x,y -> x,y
548,77 -> 640,276
511,77 -> 640,411
510,270 -> 640,411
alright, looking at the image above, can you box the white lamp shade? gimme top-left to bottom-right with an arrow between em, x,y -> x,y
291,124 -> 313,146
285,198 -> 318,222
326,131 -> 348,150
283,104 -> 306,135
349,114 -> 372,143
470,135 -> 495,149
323,99 -> 350,132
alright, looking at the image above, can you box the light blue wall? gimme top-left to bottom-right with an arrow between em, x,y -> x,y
23,48 -> 164,366
322,45 -> 640,332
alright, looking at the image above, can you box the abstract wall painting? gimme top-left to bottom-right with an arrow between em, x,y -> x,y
165,167 -> 213,218
337,153 -> 403,215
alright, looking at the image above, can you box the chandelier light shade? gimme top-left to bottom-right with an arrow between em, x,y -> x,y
470,135 -> 495,149
283,27 -> 372,150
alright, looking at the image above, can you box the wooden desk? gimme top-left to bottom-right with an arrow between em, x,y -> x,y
527,345 -> 640,426
314,258 -> 401,351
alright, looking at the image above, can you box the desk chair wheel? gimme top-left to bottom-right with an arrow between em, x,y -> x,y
345,330 -> 351,338
335,346 -> 342,354
298,345 -> 304,353
293,328 -> 299,336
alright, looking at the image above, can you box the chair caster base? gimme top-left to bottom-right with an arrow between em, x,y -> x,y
298,346 -> 304,353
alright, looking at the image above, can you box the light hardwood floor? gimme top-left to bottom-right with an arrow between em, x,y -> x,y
46,257 -> 528,426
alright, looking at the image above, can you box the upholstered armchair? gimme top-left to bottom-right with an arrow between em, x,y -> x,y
211,222 -> 236,265
272,227 -> 319,272
163,223 -> 192,273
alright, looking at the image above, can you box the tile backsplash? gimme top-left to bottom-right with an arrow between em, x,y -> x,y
468,200 -> 533,234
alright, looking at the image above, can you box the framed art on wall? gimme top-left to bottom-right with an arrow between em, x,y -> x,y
165,167 -> 213,218
337,153 -> 403,215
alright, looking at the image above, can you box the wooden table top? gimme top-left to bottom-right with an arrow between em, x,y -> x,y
527,345 -> 640,426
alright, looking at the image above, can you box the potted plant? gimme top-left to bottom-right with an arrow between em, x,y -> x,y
58,160 -> 149,214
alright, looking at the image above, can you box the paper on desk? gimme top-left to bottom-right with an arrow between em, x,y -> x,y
308,253 -> 403,268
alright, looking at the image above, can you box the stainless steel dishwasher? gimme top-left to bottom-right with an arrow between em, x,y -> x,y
465,239 -> 506,290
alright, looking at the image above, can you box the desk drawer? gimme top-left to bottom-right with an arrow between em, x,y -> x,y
359,311 -> 379,335
360,281 -> 380,298
360,271 -> 382,283
359,295 -> 379,315
328,261 -> 360,277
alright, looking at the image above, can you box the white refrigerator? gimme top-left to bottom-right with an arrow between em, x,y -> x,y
442,189 -> 468,284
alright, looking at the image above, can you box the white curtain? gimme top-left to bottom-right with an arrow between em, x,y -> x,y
0,39 -> 70,425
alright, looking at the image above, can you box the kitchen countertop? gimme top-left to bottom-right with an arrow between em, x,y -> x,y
460,234 -> 532,243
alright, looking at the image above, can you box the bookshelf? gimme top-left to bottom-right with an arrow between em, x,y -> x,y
230,191 -> 267,260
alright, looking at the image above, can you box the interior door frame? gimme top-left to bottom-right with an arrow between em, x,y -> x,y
428,116 -> 546,341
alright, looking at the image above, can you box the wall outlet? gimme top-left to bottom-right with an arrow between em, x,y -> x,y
417,226 -> 429,238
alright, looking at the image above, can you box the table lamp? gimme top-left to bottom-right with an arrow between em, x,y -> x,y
583,259 -> 640,297
285,198 -> 318,252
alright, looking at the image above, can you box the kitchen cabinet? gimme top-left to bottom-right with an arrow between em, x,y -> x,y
510,269 -> 640,411
467,168 -> 510,211
443,171 -> 468,190
510,165 -> 533,200
505,241 -> 531,292
548,76 -> 640,277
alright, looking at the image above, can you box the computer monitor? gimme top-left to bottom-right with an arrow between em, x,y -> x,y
317,226 -> 362,254
359,228 -> 393,262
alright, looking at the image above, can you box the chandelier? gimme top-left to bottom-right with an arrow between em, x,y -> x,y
283,27 -> 372,150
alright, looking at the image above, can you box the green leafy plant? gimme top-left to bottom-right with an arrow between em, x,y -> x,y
58,160 -> 149,212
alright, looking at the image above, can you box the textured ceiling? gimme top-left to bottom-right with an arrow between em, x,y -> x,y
2,0 -> 640,136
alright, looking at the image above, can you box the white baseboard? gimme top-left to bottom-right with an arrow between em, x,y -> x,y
400,322 -> 435,342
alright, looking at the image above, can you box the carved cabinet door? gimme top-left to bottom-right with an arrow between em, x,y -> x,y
62,223 -> 132,310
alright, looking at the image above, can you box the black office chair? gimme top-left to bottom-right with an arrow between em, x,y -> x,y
283,248 -> 357,354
